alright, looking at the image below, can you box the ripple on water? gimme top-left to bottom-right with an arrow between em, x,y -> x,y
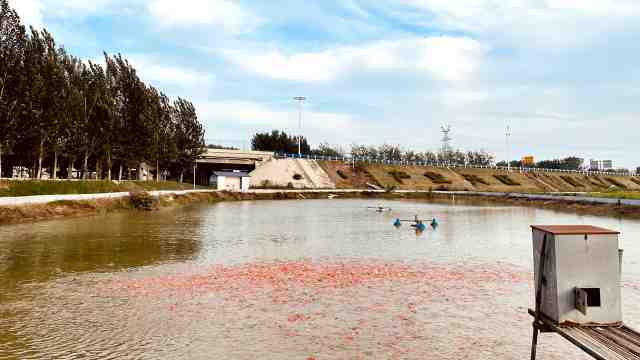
2,259 -> 601,359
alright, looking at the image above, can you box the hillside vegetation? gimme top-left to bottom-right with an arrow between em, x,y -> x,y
318,161 -> 640,193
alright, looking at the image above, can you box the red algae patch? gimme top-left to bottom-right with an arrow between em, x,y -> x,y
106,259 -> 529,301
38,260 -> 595,359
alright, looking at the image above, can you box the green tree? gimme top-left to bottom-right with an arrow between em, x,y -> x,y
173,98 -> 204,182
0,0 -> 26,177
251,130 -> 310,154
310,143 -> 344,158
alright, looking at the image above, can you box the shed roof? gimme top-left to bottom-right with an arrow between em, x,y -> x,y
212,171 -> 251,177
531,225 -> 619,235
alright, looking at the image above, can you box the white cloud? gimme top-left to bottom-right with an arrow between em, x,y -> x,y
196,100 -> 385,146
225,36 -> 487,83
88,55 -> 214,97
395,0 -> 640,47
9,0 -> 44,27
148,0 -> 262,33
127,56 -> 214,87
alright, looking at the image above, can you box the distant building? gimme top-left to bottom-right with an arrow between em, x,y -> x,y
209,171 -> 251,192
589,159 -> 614,171
521,156 -> 535,166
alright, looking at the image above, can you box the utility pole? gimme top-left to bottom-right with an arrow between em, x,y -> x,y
506,124 -> 511,172
193,163 -> 197,189
293,97 -> 306,157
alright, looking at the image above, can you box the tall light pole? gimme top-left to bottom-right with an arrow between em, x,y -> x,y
293,96 -> 306,157
506,124 -> 511,172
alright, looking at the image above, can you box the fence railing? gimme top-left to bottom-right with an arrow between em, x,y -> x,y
274,153 -> 636,177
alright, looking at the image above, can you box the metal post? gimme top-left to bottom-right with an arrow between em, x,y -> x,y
193,164 -> 197,189
293,96 -> 306,157
531,235 -> 548,360
506,124 -> 511,173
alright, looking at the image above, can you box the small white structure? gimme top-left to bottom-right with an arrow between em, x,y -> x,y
210,171 -> 250,192
532,225 -> 622,325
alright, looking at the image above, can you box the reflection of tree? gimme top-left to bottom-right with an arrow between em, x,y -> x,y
0,211 -> 203,296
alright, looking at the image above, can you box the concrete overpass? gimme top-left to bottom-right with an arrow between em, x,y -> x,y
194,149 -> 274,186
197,149 -> 274,166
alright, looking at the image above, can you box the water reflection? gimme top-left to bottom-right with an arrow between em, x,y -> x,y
1,199 -> 640,359
0,211 -> 202,298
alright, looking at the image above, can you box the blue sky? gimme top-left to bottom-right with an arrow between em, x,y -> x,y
10,0 -> 640,168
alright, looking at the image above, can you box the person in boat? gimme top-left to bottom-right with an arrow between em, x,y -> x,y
430,218 -> 438,228
393,218 -> 402,227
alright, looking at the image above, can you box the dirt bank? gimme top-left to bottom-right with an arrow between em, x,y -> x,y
387,192 -> 640,219
316,161 -> 640,193
0,191 -> 377,226
2,190 -> 640,226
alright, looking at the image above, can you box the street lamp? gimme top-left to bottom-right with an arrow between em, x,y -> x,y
505,124 -> 511,172
293,96 -> 306,157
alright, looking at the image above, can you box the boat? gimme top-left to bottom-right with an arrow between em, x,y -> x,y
368,206 -> 392,212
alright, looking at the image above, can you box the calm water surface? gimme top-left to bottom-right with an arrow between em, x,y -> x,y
1,199 -> 640,359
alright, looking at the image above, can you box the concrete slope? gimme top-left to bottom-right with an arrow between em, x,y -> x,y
249,159 -> 315,189
295,159 -> 335,189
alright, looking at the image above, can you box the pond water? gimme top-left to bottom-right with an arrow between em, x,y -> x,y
1,199 -> 640,359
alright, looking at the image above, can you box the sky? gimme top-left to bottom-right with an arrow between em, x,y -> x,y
9,0 -> 640,168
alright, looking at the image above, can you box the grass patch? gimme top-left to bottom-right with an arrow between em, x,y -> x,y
589,191 -> 640,200
605,177 -> 627,189
388,170 -> 411,184
493,174 -> 521,186
336,169 -> 349,180
0,180 -> 204,197
559,176 -> 584,188
423,171 -> 452,184
462,174 -> 489,186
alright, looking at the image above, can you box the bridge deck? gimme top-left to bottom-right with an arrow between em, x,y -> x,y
529,309 -> 640,360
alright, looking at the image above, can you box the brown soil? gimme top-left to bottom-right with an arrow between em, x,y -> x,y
364,165 -> 473,191
317,161 -> 379,189
322,163 -> 640,194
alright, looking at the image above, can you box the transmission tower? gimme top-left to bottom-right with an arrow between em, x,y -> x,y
441,125 -> 452,156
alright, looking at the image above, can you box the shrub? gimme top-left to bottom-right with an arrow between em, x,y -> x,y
293,173 -> 303,181
605,177 -> 627,189
336,169 -> 349,180
287,182 -> 295,189
423,171 -> 452,184
388,170 -> 411,184
493,174 -> 520,186
462,174 -> 489,186
559,175 -> 583,188
129,191 -> 158,211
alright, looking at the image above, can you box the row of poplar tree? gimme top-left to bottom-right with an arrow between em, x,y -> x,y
0,0 -> 205,181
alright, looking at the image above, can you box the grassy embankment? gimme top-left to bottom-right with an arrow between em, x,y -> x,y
0,180 -> 205,197
318,160 -> 640,194
0,190 -> 379,226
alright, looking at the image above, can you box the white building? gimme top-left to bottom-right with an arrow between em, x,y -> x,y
589,159 -> 614,171
209,171 -> 251,192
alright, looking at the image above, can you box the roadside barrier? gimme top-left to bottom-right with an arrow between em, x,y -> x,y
273,153 -> 635,178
